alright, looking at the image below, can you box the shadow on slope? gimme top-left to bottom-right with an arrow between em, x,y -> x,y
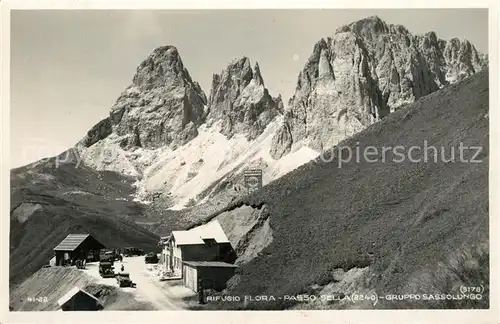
206,69 -> 489,309
10,157 -> 160,286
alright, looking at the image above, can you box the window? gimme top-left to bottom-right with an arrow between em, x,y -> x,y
203,238 -> 216,247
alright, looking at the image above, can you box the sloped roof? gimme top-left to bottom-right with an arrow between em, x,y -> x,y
172,220 -> 230,246
158,236 -> 170,246
57,287 -> 100,307
53,234 -> 90,251
183,261 -> 238,268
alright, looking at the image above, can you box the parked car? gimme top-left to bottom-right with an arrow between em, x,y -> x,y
124,247 -> 145,257
99,261 -> 115,278
116,273 -> 134,287
144,252 -> 159,264
99,250 -> 116,262
75,259 -> 86,269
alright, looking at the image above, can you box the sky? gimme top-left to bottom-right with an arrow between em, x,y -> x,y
10,9 -> 488,168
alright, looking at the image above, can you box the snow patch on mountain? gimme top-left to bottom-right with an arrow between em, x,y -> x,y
79,116 -> 319,209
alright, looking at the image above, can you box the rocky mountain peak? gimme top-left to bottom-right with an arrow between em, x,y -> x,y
132,45 -> 185,90
227,56 -> 254,82
424,31 -> 438,43
79,45 -> 207,150
441,37 -> 487,83
270,16 -> 488,159
341,15 -> 389,39
253,62 -> 264,86
206,56 -> 282,140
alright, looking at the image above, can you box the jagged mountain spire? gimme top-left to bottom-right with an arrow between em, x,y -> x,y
206,56 -> 282,140
253,62 -> 264,86
79,45 -> 208,150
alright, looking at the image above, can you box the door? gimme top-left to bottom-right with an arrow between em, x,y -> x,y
183,266 -> 196,291
192,268 -> 198,292
183,266 -> 187,286
186,266 -> 197,292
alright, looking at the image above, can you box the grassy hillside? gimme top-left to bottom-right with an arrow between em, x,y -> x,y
10,156 -> 161,286
209,69 -> 489,309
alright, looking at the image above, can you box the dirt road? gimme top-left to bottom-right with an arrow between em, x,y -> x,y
83,256 -> 196,310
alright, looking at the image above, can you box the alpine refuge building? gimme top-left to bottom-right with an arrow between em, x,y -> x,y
53,234 -> 106,266
159,220 -> 238,291
57,287 -> 103,311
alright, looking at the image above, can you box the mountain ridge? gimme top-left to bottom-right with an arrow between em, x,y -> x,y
9,151 -> 161,285
14,15 -> 488,216
271,15 -> 487,158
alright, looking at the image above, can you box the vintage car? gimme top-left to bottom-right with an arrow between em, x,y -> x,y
124,247 -> 145,257
144,252 -> 159,264
98,261 -> 115,278
116,273 -> 134,287
75,259 -> 86,269
99,250 -> 116,262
